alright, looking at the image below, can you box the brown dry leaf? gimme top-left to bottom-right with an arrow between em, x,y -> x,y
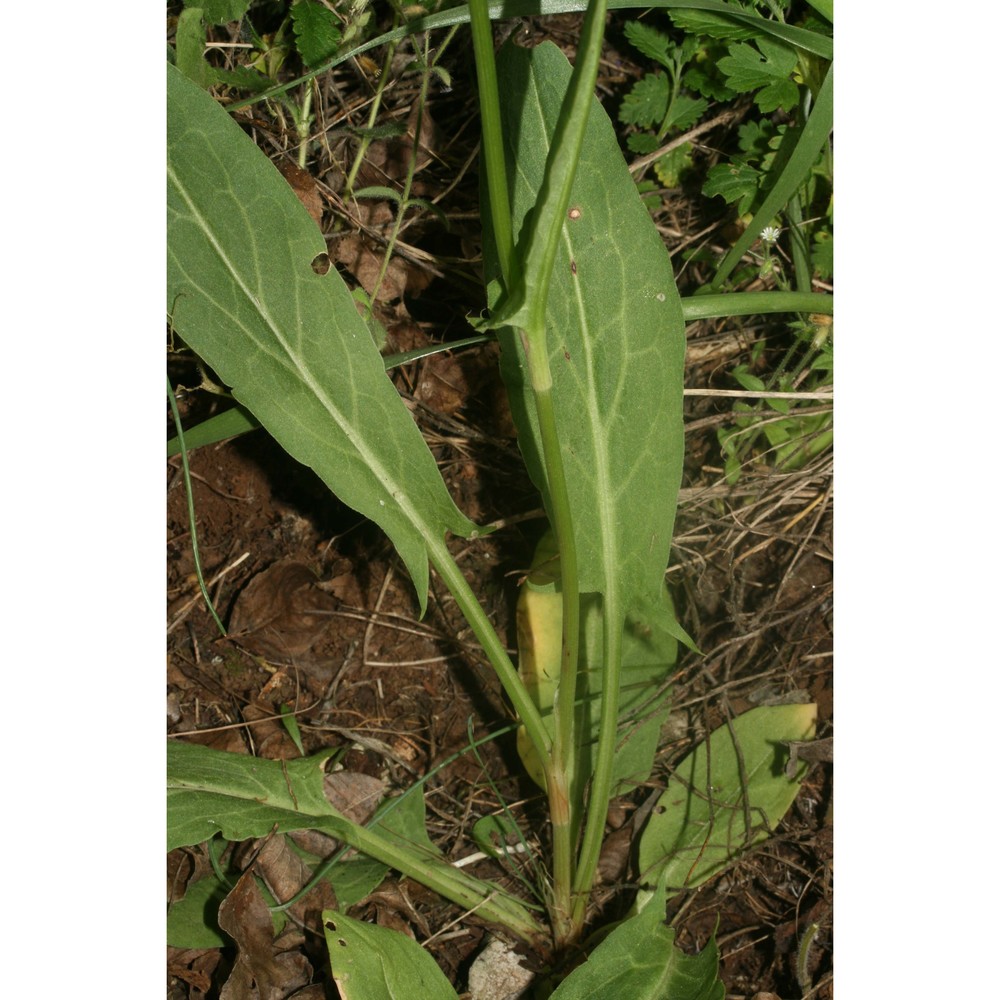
413,352 -> 475,417
168,947 -> 222,999
242,696 -> 302,761
323,770 -> 385,824
253,835 -> 338,928
218,869 -> 313,1000
278,161 -> 324,227
228,558 -> 340,666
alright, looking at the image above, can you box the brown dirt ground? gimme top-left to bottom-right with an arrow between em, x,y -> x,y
168,8 -> 832,999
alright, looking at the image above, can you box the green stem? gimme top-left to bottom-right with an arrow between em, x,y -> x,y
681,291 -> 831,321
508,0 -> 608,945
327,802 -> 545,943
167,376 -> 227,637
569,600 -> 622,931
469,0 -> 517,289
425,534 -> 551,766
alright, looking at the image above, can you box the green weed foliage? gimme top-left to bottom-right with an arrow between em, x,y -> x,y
167,1 -> 831,993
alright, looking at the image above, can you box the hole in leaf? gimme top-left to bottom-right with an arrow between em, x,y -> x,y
339,939 -> 348,947
311,252 -> 331,275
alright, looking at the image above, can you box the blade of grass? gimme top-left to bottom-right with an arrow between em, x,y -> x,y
710,63 -> 833,289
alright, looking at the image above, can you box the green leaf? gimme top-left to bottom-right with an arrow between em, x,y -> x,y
663,94 -> 708,133
167,64 -> 478,614
717,37 -> 799,112
174,9 -> 211,88
167,405 -> 258,457
185,0 -> 250,26
325,856 -> 389,909
711,63 -> 832,287
291,0 -> 343,67
652,143 -> 694,188
323,910 -> 461,999
623,19 -> 675,68
683,61 -> 737,101
167,741 -> 343,851
619,73 -> 671,128
736,118 -> 779,161
812,229 -> 833,280
490,41 -> 686,610
230,2 -> 832,114
167,874 -> 228,948
550,873 -> 723,1000
516,532 -> 680,797
702,159 -> 761,214
626,132 -> 660,155
668,7 -> 758,41
637,703 -> 817,906
167,742 -> 544,941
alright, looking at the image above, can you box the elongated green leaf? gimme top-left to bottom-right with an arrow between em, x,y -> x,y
167,742 -> 544,940
490,41 -> 685,612
550,872 -> 723,1000
637,703 -> 817,907
323,911 -> 461,1000
167,64 -> 477,613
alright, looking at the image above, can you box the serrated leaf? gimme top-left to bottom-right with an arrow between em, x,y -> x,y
812,229 -> 833,280
717,37 -> 800,112
619,72 -> 671,128
323,910 -> 461,999
623,19 -> 675,68
668,8 -> 758,42
736,118 -> 778,160
185,0 -> 250,26
167,64 -> 477,614
626,132 -> 660,155
702,159 -> 761,215
549,872 -> 724,1000
652,143 -> 693,188
663,94 -> 708,133
683,62 -> 737,101
637,704 -> 817,905
292,0 -> 342,68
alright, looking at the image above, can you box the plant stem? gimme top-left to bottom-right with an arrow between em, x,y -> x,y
168,376 -> 227,637
425,534 -> 551,766
680,291 -> 832,321
469,0 -> 517,289
326,800 -> 546,943
569,600 -> 623,931
507,0 -> 609,945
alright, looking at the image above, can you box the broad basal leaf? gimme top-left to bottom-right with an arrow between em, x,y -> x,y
167,65 -> 477,612
637,703 -> 817,908
323,911 -> 461,1000
549,871 -> 723,1000
490,41 -> 686,611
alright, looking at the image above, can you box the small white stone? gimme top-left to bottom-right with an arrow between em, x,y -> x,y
467,935 -> 534,1000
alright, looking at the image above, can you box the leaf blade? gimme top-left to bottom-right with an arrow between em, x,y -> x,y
166,65 -> 477,612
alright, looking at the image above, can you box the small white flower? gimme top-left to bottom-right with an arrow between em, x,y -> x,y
760,225 -> 781,244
